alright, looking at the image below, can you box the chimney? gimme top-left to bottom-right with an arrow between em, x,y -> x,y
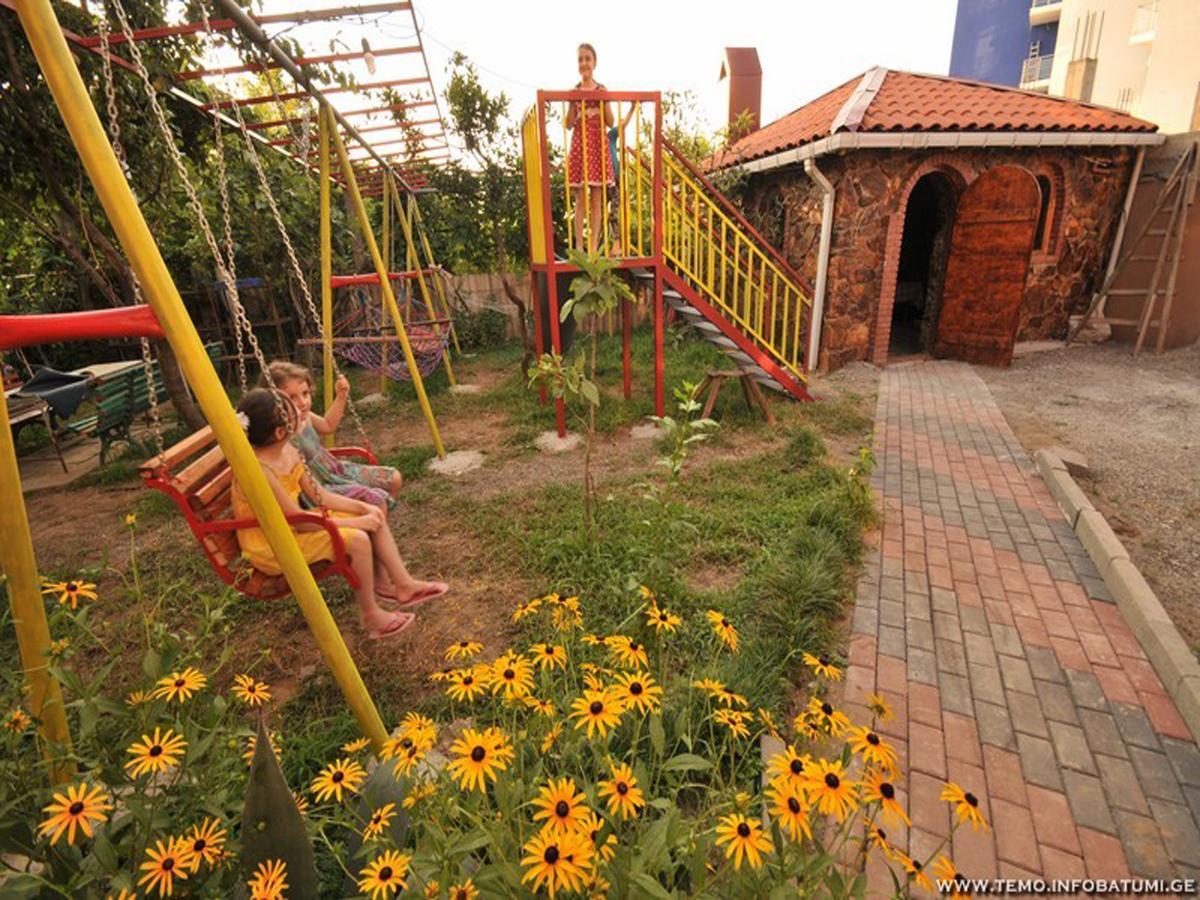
720,47 -> 762,136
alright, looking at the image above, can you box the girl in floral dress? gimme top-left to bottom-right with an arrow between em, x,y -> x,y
566,42 -> 614,253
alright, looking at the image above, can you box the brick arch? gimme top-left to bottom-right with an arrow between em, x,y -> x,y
872,156 -> 973,365
1029,161 -> 1066,260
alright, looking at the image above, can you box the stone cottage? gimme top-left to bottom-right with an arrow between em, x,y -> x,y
713,67 -> 1162,370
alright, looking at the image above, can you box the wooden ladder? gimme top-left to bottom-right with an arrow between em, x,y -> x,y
1070,141 -> 1197,354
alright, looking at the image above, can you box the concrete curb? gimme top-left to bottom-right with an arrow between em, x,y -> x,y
1036,449 -> 1200,742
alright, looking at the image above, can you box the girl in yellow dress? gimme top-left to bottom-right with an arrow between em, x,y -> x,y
232,388 -> 447,640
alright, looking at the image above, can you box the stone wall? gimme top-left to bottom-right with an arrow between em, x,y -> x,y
740,145 -> 1134,370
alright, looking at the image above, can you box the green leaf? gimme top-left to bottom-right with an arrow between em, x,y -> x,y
631,872 -> 674,899
579,380 -> 600,407
141,648 -> 161,679
649,713 -> 665,756
449,826 -> 493,856
661,753 -> 711,773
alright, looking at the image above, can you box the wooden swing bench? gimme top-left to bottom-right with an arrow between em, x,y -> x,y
139,425 -> 376,601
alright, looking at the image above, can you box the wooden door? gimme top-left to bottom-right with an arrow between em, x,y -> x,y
934,166 -> 1040,366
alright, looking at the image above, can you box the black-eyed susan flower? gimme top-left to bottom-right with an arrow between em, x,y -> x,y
802,651 -> 843,681
152,667 -> 207,704
390,742 -> 426,778
765,744 -> 812,793
569,688 -> 624,740
612,671 -> 662,715
581,633 -> 602,646
490,654 -> 535,702
603,635 -> 649,669
125,727 -> 187,778
107,885 -> 136,900
428,668 -> 455,683
849,725 -> 899,772
540,722 -> 563,753
41,578 -> 97,610
863,769 -> 910,827
342,736 -> 372,754
513,598 -> 542,621
182,817 -> 226,871
402,781 -> 436,808
801,697 -> 852,738
138,837 -> 189,897
638,584 -> 655,600
705,610 -> 739,652
446,666 -> 487,702
448,727 -> 512,792
598,761 -> 644,820
577,809 -> 617,863
932,855 -> 970,899
867,691 -> 894,722
529,643 -> 568,672
757,707 -> 781,738
445,639 -> 483,660
520,828 -> 592,898
525,696 -> 556,717
363,802 -> 397,840
552,603 -> 583,631
714,814 -> 772,870
4,707 -> 31,733
293,792 -> 310,816
124,512 -> 138,528
867,825 -> 899,860
125,690 -> 152,707
447,879 -> 480,900
805,758 -> 859,822
310,757 -> 367,803
532,776 -> 590,835
645,602 -> 681,633
715,686 -> 749,708
37,782 -> 111,846
941,782 -> 988,832
582,669 -> 607,693
692,677 -> 725,694
232,674 -> 271,706
246,858 -> 287,900
766,782 -> 812,842
398,712 -> 437,749
899,853 -> 934,893
713,707 -> 752,740
48,637 -> 70,658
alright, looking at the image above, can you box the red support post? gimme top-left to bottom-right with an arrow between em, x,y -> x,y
536,93 -> 566,437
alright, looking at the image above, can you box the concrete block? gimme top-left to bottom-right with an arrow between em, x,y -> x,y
533,431 -> 582,453
1034,448 -> 1067,476
1074,508 -> 1129,579
426,449 -> 484,476
1047,445 -> 1091,478
1044,468 -> 1095,526
1107,558 -> 1199,702
356,391 -> 388,408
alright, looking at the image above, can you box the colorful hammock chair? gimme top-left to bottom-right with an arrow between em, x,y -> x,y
331,284 -> 452,382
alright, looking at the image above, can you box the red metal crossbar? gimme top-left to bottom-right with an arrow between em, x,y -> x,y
330,269 -> 438,288
0,305 -> 164,352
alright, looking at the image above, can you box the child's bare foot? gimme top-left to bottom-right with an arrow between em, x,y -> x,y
363,611 -> 415,641
392,581 -> 449,609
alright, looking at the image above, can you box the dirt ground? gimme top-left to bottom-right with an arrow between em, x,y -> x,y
980,341 -> 1200,653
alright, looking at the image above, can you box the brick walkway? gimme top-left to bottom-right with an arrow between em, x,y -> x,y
849,362 -> 1200,887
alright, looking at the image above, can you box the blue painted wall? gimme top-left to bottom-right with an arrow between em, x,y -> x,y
949,0 -> 1049,87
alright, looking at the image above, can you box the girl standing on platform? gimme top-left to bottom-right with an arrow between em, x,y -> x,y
566,42 -> 614,253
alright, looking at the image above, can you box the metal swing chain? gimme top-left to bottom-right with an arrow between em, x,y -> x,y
96,5 -> 164,458
210,113 -> 249,393
109,0 -> 274,392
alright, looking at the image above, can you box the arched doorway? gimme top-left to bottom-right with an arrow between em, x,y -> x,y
934,165 -> 1041,366
889,172 -> 958,358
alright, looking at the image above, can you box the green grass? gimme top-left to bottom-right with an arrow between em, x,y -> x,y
380,444 -> 439,481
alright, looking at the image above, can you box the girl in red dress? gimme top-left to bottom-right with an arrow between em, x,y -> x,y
565,42 -> 614,252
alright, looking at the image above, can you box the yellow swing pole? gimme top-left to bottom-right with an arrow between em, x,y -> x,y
13,0 -> 390,751
389,177 -> 455,386
319,107 -> 335,448
410,199 -> 462,354
380,170 -> 392,396
329,108 -> 446,457
0,392 -> 74,784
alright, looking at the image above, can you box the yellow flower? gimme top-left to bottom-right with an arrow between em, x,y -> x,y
757,707 -> 781,738
446,665 -> 488,702
363,802 -> 397,840
713,708 -> 752,740
342,736 -> 372,753
37,782 -> 111,846
848,725 -> 899,773
124,512 -> 138,527
447,727 -> 513,792
152,667 -> 207,703
603,634 -> 649,668
445,639 -> 483,660
638,584 -> 655,600
868,824 -> 900,860
577,809 -> 617,863
48,637 -> 70,657
705,610 -> 739,652
933,855 -> 970,899
805,758 -> 859,822
247,858 -> 288,900
867,691 -> 894,722
398,712 -> 437,749
447,878 -> 480,900
402,781 -> 436,808
182,817 -> 226,871
138,837 -> 190,897
714,686 -> 749,708
4,708 -> 31,733
357,849 -> 412,899
800,696 -> 852,738
540,722 -> 564,753
581,633 -> 601,646
532,776 -> 590,835
612,671 -> 662,715
941,781 -> 989,832
243,732 -> 280,766
766,781 -> 812,842
569,688 -> 624,739
582,669 -> 607,692
41,578 -> 97,610
310,757 -> 367,803
645,602 -> 681,633
765,744 -> 812,793
513,598 -> 542,621
714,814 -> 772,870
529,643 -> 568,671
597,761 -> 644,820
863,769 -> 911,827
898,852 -> 935,893
293,792 -> 310,815
125,690 -> 152,707
388,741 -> 426,778
525,696 -> 556,717
125,727 -> 187,778
552,603 -> 583,631
520,828 -> 593,898
692,677 -> 725,694
232,674 -> 271,706
490,654 -> 535,701
802,651 -> 843,681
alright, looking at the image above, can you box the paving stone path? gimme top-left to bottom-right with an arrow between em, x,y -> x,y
848,362 -> 1200,887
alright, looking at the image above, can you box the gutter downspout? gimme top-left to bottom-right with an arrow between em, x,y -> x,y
804,158 -> 835,372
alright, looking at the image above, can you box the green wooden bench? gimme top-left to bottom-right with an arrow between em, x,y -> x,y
62,342 -> 224,464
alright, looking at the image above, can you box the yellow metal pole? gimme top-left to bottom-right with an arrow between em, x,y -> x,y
0,392 -> 74,783
329,111 -> 446,456
388,178 -> 456,386
411,200 -> 462,354
380,170 -> 391,395
14,0 -> 389,751
319,107 -> 335,448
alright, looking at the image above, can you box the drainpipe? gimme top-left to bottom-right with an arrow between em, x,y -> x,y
804,158 -> 834,372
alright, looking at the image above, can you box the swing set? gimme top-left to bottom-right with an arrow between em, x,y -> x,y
2,0 -> 458,771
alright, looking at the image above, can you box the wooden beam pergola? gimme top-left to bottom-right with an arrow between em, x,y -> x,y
199,76 -> 429,111
176,43 -> 420,82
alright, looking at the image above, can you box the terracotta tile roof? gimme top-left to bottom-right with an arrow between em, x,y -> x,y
718,68 -> 1157,166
